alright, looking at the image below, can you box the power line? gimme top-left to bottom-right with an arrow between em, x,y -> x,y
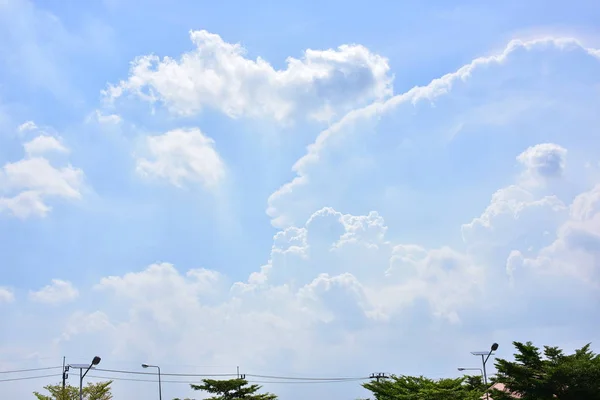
94,368 -> 238,377
248,379 -> 367,385
0,366 -> 62,374
93,367 -> 365,381
86,374 -> 367,385
0,373 -> 61,383
245,373 -> 367,381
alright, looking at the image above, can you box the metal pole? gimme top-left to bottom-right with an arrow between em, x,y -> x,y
157,366 -> 162,400
481,354 -> 488,386
62,357 -> 66,391
79,368 -> 83,400
482,354 -> 490,400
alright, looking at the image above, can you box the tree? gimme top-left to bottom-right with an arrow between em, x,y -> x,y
492,341 -> 600,400
362,375 -> 483,400
34,381 -> 113,400
177,378 -> 277,400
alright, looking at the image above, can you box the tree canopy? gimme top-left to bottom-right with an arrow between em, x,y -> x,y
492,341 -> 600,400
175,378 -> 277,400
362,375 -> 484,400
33,381 -> 113,400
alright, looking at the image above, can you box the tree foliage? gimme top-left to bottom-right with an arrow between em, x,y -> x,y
492,341 -> 600,400
33,381 -> 113,400
175,378 -> 277,400
362,375 -> 483,400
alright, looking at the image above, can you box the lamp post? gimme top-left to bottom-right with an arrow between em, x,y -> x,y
471,343 -> 499,400
69,356 -> 101,400
142,363 -> 162,400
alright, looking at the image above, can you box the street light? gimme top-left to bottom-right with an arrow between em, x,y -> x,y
142,363 -> 162,400
69,356 -> 101,400
471,343 -> 499,400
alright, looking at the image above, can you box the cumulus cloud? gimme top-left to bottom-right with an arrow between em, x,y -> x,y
0,287 -> 15,304
61,311 -> 115,341
4,34 -> 600,400
136,127 -> 225,189
517,143 -> 567,184
17,120 -> 37,133
9,200 -> 595,399
29,279 -> 79,305
24,135 -> 69,156
42,206 -> 487,386
0,121 -> 85,218
88,109 -> 122,125
266,37 -> 600,228
104,30 -> 392,122
462,185 -> 567,247
511,184 -> 600,284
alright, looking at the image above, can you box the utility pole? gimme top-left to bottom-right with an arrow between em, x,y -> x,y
370,372 -> 389,382
62,357 -> 69,390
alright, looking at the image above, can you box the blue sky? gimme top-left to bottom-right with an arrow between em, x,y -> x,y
1,0 -> 600,399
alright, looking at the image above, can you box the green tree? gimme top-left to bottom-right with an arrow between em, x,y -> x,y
492,341 -> 600,400
177,378 -> 277,400
362,375 -> 483,400
33,381 -> 113,400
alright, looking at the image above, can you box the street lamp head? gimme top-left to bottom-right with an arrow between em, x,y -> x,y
491,343 -> 499,351
91,356 -> 101,366
142,363 -> 149,368
458,368 -> 465,371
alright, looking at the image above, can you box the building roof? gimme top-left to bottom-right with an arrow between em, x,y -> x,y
482,382 -> 522,399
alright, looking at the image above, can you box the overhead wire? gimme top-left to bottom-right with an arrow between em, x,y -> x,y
0,366 -> 62,374
86,374 -> 367,385
0,374 -> 62,383
94,368 -> 238,377
93,367 -> 366,381
0,364 -> 370,386
245,373 -> 367,381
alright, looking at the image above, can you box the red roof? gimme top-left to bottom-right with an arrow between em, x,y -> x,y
482,382 -> 522,399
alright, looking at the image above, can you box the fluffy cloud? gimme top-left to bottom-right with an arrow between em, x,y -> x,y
0,126 -> 84,218
0,287 -> 15,304
462,185 -> 567,248
88,109 -> 122,125
23,135 -> 69,156
104,30 -> 392,122
266,37 -> 600,229
9,199 -> 596,399
17,120 -> 37,133
29,279 -> 79,305
136,127 -> 225,189
509,184 -> 600,285
517,143 -> 567,186
4,34 -> 600,400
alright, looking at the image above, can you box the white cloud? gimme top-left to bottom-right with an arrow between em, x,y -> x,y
510,184 -> 600,284
517,143 -> 567,184
0,126 -> 85,218
4,34 -> 600,400
136,127 -> 225,189
462,185 -> 567,247
0,287 -> 15,304
104,30 -> 392,122
61,311 -> 115,341
17,120 -> 38,133
29,279 -> 79,305
0,191 -> 50,218
88,109 -> 122,125
266,37 -> 600,228
13,201 -> 592,400
23,135 -> 69,156
2,158 -> 83,198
